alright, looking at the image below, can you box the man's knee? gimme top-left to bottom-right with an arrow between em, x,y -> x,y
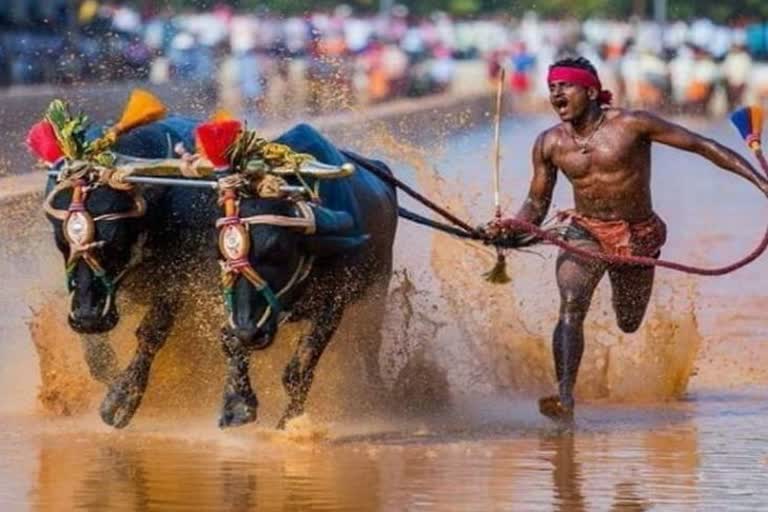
616,311 -> 644,333
612,289 -> 651,333
559,292 -> 590,325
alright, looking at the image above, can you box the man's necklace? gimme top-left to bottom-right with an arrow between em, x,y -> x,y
570,112 -> 606,154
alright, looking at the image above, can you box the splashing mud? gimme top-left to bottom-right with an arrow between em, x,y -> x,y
29,297 -> 101,416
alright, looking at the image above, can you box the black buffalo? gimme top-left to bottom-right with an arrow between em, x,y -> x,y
216,124 -> 398,428
45,119 -> 398,430
45,116 -> 218,428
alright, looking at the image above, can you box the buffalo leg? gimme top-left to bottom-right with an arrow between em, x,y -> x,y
218,329 -> 259,428
277,303 -> 344,429
100,298 -> 177,428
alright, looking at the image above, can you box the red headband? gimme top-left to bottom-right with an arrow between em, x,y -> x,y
547,66 -> 613,105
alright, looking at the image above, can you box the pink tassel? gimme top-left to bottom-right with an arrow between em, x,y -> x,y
26,120 -> 65,165
195,120 -> 242,169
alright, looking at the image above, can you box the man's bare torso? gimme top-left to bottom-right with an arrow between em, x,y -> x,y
543,109 -> 654,222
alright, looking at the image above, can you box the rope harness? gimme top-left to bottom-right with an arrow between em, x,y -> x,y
341,150 -> 768,277
43,163 -> 147,316
216,183 -> 315,331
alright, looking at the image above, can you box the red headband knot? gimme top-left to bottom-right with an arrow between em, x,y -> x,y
547,66 -> 613,105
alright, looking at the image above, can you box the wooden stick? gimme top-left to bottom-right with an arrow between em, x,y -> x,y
493,67 -> 506,218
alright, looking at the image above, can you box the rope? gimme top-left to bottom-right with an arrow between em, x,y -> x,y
398,207 -> 546,248
341,150 -> 482,236
343,149 -> 768,277
397,207 -> 483,240
497,217 -> 768,276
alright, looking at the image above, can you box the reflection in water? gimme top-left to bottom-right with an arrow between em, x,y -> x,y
611,481 -> 652,512
544,433 -> 587,512
540,419 -> 700,512
19,412 -> 709,511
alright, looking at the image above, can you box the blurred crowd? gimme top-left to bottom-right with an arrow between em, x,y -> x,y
1,2 -> 497,117
3,1 -> 768,118
489,15 -> 768,116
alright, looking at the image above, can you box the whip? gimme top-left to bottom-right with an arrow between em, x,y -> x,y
483,67 -> 511,283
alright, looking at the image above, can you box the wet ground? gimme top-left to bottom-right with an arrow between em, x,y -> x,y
1,111 -> 767,510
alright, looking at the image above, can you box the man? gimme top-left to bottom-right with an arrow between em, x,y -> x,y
488,57 -> 768,422
721,43 -> 752,111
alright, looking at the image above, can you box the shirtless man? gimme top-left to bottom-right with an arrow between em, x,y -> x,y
489,57 -> 768,422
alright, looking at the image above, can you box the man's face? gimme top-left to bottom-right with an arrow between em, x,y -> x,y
548,80 -> 597,122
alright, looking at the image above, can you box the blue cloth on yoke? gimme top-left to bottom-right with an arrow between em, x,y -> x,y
274,123 -> 386,256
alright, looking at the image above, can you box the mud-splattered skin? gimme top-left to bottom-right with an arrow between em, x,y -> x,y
219,125 -> 398,429
503,74 -> 768,422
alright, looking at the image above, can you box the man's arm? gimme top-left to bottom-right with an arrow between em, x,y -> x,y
502,131 -> 558,228
632,110 -> 768,194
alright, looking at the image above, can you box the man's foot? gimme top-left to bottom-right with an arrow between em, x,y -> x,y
538,395 -> 574,424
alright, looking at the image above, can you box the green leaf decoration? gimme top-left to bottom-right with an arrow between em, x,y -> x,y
43,99 -> 90,160
227,129 -> 312,175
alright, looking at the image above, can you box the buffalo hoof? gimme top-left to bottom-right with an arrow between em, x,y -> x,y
276,401 -> 304,430
99,364 -> 150,429
219,391 -> 258,428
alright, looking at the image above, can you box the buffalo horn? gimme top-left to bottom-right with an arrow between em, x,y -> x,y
271,160 -> 355,179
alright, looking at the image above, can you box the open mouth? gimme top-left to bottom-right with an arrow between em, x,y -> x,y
553,97 -> 569,115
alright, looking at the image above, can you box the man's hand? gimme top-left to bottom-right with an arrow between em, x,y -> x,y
757,177 -> 768,198
478,217 -> 503,240
478,217 -> 529,246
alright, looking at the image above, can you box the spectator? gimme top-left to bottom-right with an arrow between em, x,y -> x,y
685,47 -> 719,115
509,42 -> 536,96
721,43 -> 752,111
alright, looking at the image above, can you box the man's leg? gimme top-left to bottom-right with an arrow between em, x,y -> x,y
540,240 -> 606,421
607,264 -> 656,333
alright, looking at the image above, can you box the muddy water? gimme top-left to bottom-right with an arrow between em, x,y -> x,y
2,115 -> 768,510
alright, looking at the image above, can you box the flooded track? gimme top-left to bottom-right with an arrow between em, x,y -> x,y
1,107 -> 767,510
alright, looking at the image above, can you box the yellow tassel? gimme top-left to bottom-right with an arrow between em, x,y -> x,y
483,251 -> 511,284
751,105 -> 764,139
114,89 -> 167,134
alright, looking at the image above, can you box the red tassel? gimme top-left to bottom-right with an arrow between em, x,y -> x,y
26,120 -> 65,165
195,120 -> 242,169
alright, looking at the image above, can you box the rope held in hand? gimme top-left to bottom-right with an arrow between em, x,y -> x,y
343,150 -> 768,277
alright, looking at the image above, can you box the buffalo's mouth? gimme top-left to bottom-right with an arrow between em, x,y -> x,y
68,287 -> 120,334
221,324 -> 275,351
68,306 -> 120,334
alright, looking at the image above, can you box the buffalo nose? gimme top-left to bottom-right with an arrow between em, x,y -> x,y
232,327 -> 260,344
68,310 -> 118,334
228,326 -> 273,350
